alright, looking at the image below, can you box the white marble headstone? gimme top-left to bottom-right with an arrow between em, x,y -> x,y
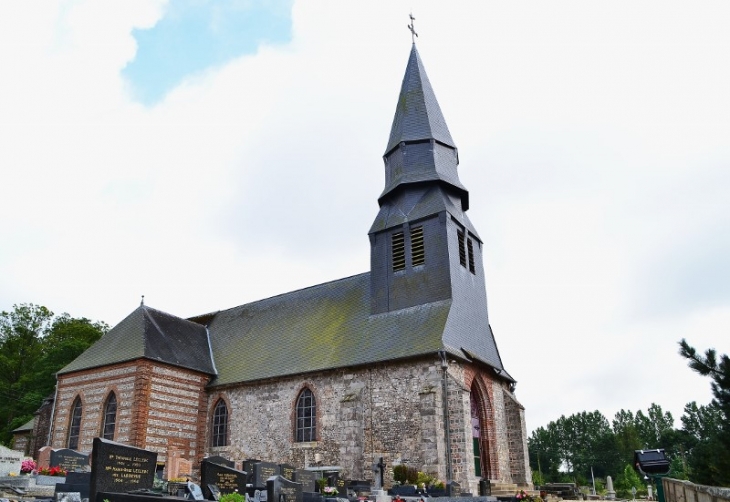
0,445 -> 23,476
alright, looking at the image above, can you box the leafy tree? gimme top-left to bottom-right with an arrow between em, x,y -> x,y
612,409 -> 642,466
0,304 -> 107,445
614,464 -> 646,499
678,339 -> 730,486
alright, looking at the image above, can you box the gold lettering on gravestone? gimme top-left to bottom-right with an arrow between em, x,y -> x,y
260,466 -> 276,479
215,472 -> 240,491
280,486 -> 297,502
104,454 -> 150,484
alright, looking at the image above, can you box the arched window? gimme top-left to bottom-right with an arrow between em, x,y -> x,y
211,399 -> 228,447
102,392 -> 117,440
67,396 -> 82,449
470,383 -> 492,478
295,388 -> 316,442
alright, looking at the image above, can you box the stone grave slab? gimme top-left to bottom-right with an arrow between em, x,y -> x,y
90,437 -> 157,502
205,456 -> 235,468
267,475 -> 303,502
278,464 -> 295,482
293,470 -> 317,493
251,461 -> 279,489
0,445 -> 23,476
56,492 -> 82,502
200,459 -> 247,499
187,481 -> 205,500
50,448 -> 90,472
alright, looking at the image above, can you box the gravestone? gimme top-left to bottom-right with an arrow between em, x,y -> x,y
251,461 -> 279,489
293,470 -> 317,493
54,472 -> 91,500
0,445 -> 23,476
278,464 -> 295,482
187,481 -> 205,500
606,475 -> 616,500
89,437 -> 157,502
200,459 -> 248,499
333,477 -> 346,494
50,448 -> 90,472
205,456 -> 235,468
446,481 -> 461,497
267,475 -> 303,502
38,445 -> 53,469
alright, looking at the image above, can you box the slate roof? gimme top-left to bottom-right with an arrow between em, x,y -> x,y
385,44 -> 455,154
202,272 -> 509,387
13,417 -> 34,433
380,44 -> 469,210
58,305 -> 216,376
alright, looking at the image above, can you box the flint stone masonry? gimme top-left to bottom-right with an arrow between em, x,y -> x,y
204,358 -> 525,491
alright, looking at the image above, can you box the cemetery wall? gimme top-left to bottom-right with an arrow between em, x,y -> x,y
205,357 -> 528,489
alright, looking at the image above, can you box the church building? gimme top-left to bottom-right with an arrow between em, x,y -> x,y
34,43 -> 531,494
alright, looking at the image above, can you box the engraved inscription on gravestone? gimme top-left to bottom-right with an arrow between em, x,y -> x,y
90,438 -> 157,502
267,475 -> 303,502
278,464 -> 295,482
0,445 -> 23,477
252,461 -> 279,489
292,470 -> 317,493
201,459 -> 248,500
50,449 -> 90,472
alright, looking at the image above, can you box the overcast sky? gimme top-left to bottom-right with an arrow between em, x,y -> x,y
1,0 -> 729,434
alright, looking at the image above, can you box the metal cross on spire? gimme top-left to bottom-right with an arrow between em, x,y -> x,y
408,13 -> 418,44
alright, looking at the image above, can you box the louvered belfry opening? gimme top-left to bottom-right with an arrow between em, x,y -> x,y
458,230 -> 467,267
467,238 -> 475,274
392,231 -> 406,271
410,226 -> 424,266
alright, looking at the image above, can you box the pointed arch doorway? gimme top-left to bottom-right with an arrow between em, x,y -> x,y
470,383 -> 491,480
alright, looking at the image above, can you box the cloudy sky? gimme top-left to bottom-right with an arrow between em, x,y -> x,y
1,0 -> 729,434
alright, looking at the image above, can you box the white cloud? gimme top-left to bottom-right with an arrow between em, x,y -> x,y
1,0 -> 729,434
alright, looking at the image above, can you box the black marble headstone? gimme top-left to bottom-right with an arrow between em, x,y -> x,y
200,460 -> 248,499
292,470 -> 317,493
90,437 -> 157,502
267,475 -> 303,502
50,449 -> 90,472
204,456 -> 235,468
251,461 -> 279,489
446,481 -> 461,497
278,464 -> 295,482
54,472 -> 91,501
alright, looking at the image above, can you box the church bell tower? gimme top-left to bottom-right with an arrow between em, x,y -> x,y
369,43 -> 505,373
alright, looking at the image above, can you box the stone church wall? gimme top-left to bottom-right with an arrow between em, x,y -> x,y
204,357 -> 528,489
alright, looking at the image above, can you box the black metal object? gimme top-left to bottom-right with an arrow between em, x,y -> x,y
634,449 -> 671,476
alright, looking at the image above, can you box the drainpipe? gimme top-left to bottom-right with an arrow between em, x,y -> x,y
47,379 -> 59,447
438,350 -> 452,483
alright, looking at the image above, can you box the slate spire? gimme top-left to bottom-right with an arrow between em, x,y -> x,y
380,44 -> 469,210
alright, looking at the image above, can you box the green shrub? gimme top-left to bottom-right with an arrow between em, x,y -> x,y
220,492 -> 245,502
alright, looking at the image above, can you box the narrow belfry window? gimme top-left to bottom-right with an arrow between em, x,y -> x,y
410,226 -> 425,266
467,238 -> 476,274
212,399 -> 228,447
392,231 -> 405,271
458,231 -> 467,267
102,392 -> 117,440
296,388 -> 316,442
67,396 -> 82,449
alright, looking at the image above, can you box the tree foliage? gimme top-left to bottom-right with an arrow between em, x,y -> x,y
0,303 -> 107,445
678,339 -> 730,486
528,341 -> 730,488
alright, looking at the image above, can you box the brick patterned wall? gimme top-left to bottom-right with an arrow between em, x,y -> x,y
504,392 -> 531,485
144,364 -> 210,463
11,433 -> 29,454
30,396 -> 55,459
53,362 -> 138,451
52,360 -> 210,464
